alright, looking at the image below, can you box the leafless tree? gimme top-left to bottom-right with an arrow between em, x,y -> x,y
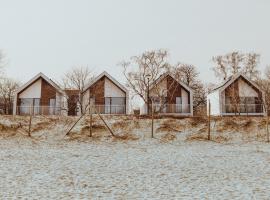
226,51 -> 244,75
257,66 -> 270,115
0,78 -> 20,114
0,50 -> 7,78
212,51 -> 259,81
121,49 -> 170,104
171,63 -> 207,114
243,53 -> 260,81
212,55 -> 228,81
172,63 -> 199,86
63,66 -> 94,114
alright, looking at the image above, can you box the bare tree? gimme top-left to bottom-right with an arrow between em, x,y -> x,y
0,50 -> 7,78
172,63 -> 199,86
226,51 -> 244,75
243,53 -> 260,81
257,66 -> 270,115
63,66 -> 94,114
121,49 -> 170,104
212,55 -> 228,81
171,63 -> 207,114
0,78 -> 20,114
212,51 -> 259,81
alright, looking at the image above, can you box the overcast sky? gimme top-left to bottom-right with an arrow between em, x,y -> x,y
0,0 -> 270,85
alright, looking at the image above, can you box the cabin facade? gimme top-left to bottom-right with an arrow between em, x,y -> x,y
141,73 -> 193,116
64,89 -> 80,116
82,71 -> 129,114
13,73 -> 67,116
207,74 -> 266,116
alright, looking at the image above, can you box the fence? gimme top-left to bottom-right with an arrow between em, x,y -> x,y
223,104 -> 264,115
5,103 -> 270,143
90,105 -> 126,114
152,104 -> 191,114
17,106 -> 62,116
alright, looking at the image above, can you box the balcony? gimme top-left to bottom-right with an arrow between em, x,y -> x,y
151,104 -> 191,115
17,106 -> 62,116
91,105 -> 126,114
223,104 -> 264,115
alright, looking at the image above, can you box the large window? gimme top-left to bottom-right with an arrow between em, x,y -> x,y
175,97 -> 182,113
49,99 -> 56,115
19,98 -> 40,115
104,97 -> 125,114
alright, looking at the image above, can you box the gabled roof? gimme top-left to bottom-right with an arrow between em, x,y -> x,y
83,71 -> 128,93
149,72 -> 193,94
209,73 -> 263,94
15,72 -> 64,95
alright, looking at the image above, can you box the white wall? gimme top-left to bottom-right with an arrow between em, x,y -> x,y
104,78 -> 125,97
19,79 -> 42,99
238,79 -> 259,97
207,91 -> 220,116
82,90 -> 90,113
56,92 -> 68,116
181,88 -> 189,113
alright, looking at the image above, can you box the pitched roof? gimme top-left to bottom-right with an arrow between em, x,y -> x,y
209,73 -> 263,94
83,71 -> 128,93
149,72 -> 193,94
15,72 -> 64,95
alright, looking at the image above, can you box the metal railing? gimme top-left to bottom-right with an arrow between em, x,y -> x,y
90,105 -> 126,114
17,106 -> 62,116
223,104 -> 264,114
151,104 -> 191,114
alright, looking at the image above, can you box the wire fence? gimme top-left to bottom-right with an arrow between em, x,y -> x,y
0,104 -> 269,143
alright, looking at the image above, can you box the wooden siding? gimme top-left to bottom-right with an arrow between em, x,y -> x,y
89,76 -> 105,105
167,75 -> 182,104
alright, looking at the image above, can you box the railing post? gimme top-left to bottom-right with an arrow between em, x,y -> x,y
208,100 -> 211,140
28,106 -> 32,137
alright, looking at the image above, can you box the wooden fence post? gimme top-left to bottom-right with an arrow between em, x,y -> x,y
89,106 -> 92,137
151,104 -> 154,138
28,106 -> 32,137
208,100 -> 211,140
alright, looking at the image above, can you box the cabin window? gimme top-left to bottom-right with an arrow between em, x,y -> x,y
176,97 -> 182,113
49,99 -> 56,115
104,97 -> 126,114
19,98 -> 40,115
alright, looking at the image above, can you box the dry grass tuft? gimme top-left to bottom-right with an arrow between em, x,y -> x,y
186,133 -> 207,141
31,121 -> 52,132
189,117 -> 208,126
0,123 -> 22,137
216,118 -> 238,132
157,119 -> 184,133
92,124 -> 107,131
241,119 -> 254,128
197,127 -> 208,134
113,134 -> 139,141
112,121 -> 130,129
212,135 -> 229,143
160,133 -> 176,143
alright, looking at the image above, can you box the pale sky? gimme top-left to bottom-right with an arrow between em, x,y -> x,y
0,0 -> 270,85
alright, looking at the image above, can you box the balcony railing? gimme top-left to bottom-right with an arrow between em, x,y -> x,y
151,104 -> 191,114
223,104 -> 264,114
17,106 -> 62,116
90,105 -> 126,114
